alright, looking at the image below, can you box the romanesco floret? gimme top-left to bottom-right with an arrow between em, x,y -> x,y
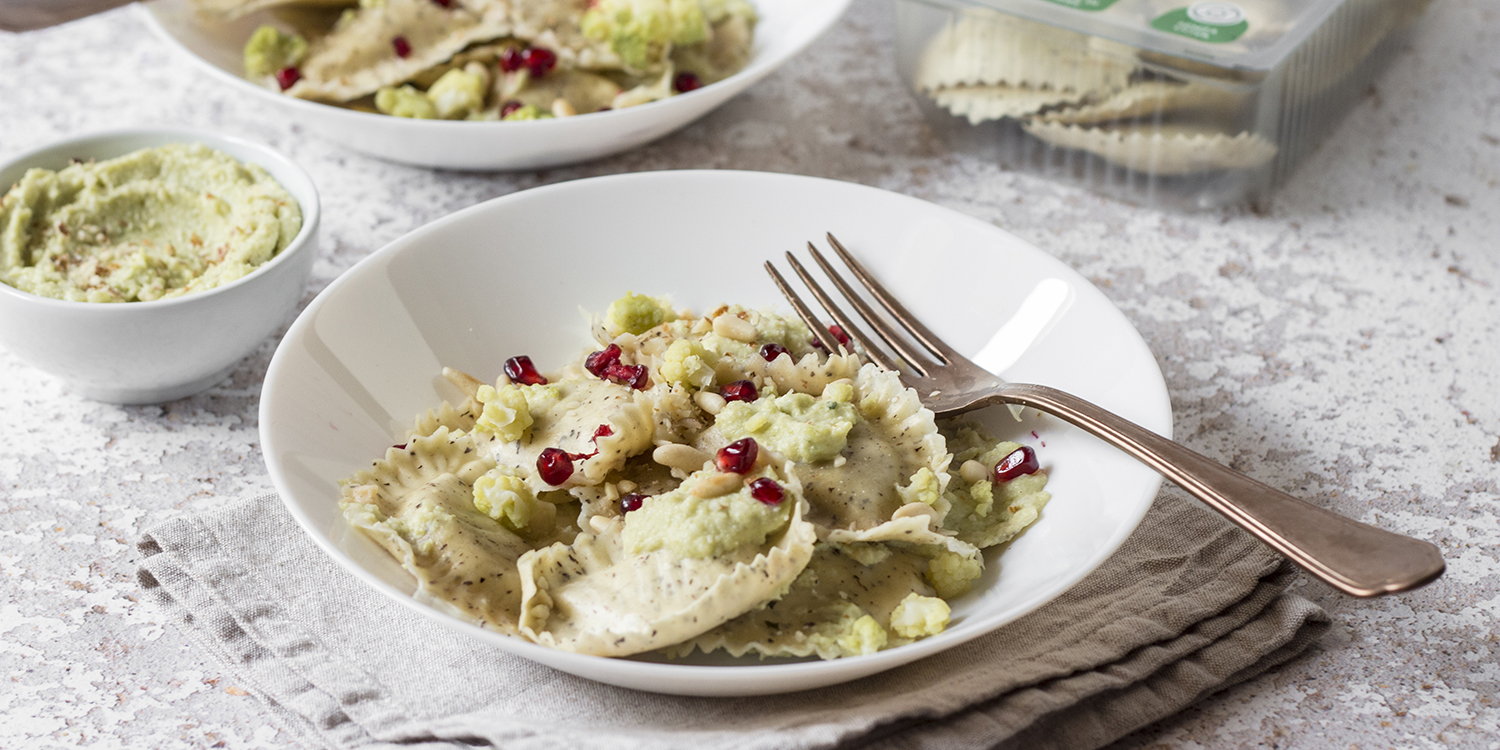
518,382 -> 562,411
897,467 -> 943,507
821,380 -> 854,403
375,85 -> 439,119
472,471 -> 537,531
927,549 -> 984,599
660,339 -> 715,388
606,292 -> 675,335
888,593 -> 950,639
968,477 -> 995,518
243,25 -> 307,78
502,104 -> 554,121
837,615 -> 889,656
582,0 -> 707,69
474,384 -> 534,442
385,503 -> 454,556
427,64 -> 490,119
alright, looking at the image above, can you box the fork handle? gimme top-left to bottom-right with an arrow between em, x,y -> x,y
992,383 -> 1445,597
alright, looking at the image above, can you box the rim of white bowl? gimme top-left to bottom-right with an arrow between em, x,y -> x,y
137,0 -> 853,129
258,169 -> 1169,687
0,127 -> 321,311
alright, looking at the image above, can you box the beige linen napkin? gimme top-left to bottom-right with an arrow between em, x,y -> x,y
136,490 -> 1328,750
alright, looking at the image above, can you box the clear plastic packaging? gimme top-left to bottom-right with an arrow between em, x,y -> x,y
895,0 -> 1430,208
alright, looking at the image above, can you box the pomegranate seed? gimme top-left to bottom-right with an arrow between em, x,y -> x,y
749,478 -> 784,506
716,438 -> 758,474
391,443 -> 407,450
620,493 -> 646,514
504,355 -> 547,385
392,36 -> 412,58
499,47 -> 525,73
585,344 -> 622,377
603,363 -> 648,390
430,0 -> 451,6
720,380 -> 757,403
810,324 -> 851,351
274,66 -> 301,90
537,447 -> 574,485
500,100 -> 524,118
759,343 -> 789,362
994,446 -> 1040,482
556,425 -> 617,460
673,72 -> 702,93
522,47 -> 556,76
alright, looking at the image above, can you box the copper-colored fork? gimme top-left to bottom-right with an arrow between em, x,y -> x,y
766,233 -> 1445,598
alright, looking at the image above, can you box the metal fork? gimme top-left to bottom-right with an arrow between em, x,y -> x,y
766,233 -> 1445,598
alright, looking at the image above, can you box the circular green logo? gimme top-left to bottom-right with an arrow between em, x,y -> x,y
1150,3 -> 1250,43
1187,2 -> 1246,26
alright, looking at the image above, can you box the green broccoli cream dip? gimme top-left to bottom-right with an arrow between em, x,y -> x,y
0,143 -> 302,303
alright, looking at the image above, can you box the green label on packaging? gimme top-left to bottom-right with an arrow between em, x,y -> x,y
1151,3 -> 1249,43
1037,0 -> 1120,10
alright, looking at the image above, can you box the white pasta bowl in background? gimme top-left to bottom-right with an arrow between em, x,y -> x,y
140,0 -> 851,170
0,128 -> 319,405
259,170 -> 1170,695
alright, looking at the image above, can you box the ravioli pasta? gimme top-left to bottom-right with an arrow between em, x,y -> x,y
219,0 -> 759,121
340,294 -> 1051,659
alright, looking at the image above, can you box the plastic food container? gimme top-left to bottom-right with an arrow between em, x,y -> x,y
894,0 -> 1430,208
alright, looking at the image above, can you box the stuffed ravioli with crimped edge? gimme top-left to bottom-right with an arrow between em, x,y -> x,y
338,292 -> 1051,660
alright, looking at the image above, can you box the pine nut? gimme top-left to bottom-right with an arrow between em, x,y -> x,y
960,459 -> 988,485
712,314 -> 758,343
694,390 -> 727,415
691,472 -> 742,498
892,502 -> 938,521
653,443 -> 710,473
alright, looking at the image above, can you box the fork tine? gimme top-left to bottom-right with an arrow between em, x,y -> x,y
825,233 -> 962,363
763,261 -> 839,353
783,251 -> 906,373
804,242 -> 945,377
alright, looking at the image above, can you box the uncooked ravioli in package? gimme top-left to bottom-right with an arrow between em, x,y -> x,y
894,0 -> 1431,208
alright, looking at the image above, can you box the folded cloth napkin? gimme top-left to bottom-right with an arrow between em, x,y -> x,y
137,490 -> 1328,750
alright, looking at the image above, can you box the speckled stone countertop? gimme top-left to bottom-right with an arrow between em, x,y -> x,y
1,1 -> 1496,747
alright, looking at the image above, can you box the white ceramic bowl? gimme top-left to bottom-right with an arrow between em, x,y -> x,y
0,129 -> 320,404
140,0 -> 851,170
259,170 -> 1170,695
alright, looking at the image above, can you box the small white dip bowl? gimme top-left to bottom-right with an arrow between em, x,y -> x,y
0,128 -> 320,404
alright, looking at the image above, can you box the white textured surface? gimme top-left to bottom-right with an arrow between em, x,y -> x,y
0,1 -> 1496,748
